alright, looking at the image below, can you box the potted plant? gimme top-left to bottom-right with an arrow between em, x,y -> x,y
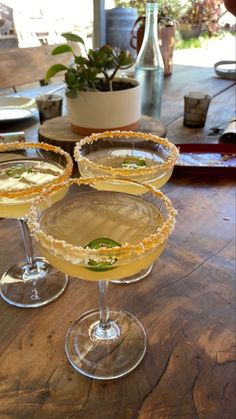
198,0 -> 223,36
178,0 -> 223,39
130,0 -> 182,76
45,33 -> 141,135
178,0 -> 204,39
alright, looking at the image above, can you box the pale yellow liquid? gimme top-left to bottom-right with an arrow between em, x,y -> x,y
0,159 -> 65,218
39,190 -> 166,281
78,147 -> 173,194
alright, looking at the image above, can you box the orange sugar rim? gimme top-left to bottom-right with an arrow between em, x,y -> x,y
0,142 -> 73,198
74,130 -> 179,176
27,176 -> 177,262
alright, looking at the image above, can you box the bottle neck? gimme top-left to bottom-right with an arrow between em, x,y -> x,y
136,2 -> 163,68
143,3 -> 159,46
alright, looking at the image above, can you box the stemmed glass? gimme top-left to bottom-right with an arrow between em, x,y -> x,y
27,176 -> 176,380
0,142 -> 73,308
74,130 -> 179,283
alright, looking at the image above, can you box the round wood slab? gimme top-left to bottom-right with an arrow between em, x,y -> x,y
38,115 -> 166,156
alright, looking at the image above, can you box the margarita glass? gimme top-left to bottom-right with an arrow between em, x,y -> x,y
74,130 -> 179,284
27,177 -> 176,380
0,142 -> 73,308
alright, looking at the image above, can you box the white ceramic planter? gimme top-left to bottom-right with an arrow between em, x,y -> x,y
66,78 -> 141,135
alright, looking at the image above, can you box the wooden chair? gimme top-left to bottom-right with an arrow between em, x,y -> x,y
0,43 -> 79,95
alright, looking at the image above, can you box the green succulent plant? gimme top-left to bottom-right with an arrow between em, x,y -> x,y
45,33 -> 134,98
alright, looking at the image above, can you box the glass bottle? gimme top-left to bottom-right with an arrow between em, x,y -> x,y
135,1 -> 164,120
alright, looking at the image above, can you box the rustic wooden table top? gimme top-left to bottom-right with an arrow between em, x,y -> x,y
0,64 -> 235,419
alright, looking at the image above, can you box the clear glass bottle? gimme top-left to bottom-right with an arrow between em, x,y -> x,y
135,1 -> 164,121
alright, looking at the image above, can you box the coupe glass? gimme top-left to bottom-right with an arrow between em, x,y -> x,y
27,177 -> 176,380
0,142 -> 73,308
74,130 -> 179,283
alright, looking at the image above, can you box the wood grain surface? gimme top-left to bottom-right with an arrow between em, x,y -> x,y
0,175 -> 235,419
38,115 -> 167,156
0,64 -> 235,419
0,64 -> 235,144
0,44 -> 80,90
166,84 -> 236,144
163,65 -> 235,125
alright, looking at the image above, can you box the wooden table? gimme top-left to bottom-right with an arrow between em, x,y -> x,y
0,65 -> 235,419
0,63 -> 235,145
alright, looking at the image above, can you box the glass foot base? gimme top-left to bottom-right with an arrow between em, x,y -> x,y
0,257 -> 68,308
111,264 -> 153,284
65,309 -> 147,380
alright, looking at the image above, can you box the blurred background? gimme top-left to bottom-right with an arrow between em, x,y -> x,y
0,0 -> 235,67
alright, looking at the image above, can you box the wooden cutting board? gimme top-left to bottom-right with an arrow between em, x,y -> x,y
38,115 -> 167,157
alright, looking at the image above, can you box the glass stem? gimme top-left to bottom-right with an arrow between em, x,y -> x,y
18,218 -> 35,267
98,280 -> 111,330
92,280 -> 119,340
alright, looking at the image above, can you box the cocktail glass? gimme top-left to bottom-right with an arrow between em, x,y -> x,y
27,177 -> 176,380
0,142 -> 73,308
74,130 -> 179,283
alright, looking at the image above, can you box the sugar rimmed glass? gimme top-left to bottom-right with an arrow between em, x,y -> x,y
27,176 -> 176,380
74,130 -> 179,284
0,142 -> 73,308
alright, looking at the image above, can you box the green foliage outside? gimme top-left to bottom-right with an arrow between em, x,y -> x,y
179,0 -> 223,35
175,30 -> 234,49
115,0 -> 225,35
114,0 -> 182,21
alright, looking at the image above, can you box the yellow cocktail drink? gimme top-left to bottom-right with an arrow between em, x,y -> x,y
77,147 -> 173,194
27,177 -> 176,380
39,190 -> 166,281
74,131 -> 178,283
0,142 -> 73,308
75,131 -> 179,195
0,159 -> 65,218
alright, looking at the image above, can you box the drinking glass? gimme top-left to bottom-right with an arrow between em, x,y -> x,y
74,130 -> 179,283
0,142 -> 73,307
36,94 -> 63,124
27,177 -> 176,380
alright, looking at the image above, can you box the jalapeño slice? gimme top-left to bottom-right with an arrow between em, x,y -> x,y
6,164 -> 33,178
122,156 -> 146,169
85,237 -> 121,272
